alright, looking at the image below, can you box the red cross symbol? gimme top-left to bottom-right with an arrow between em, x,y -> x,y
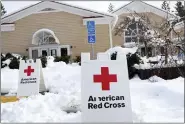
93,67 -> 117,91
24,66 -> 34,76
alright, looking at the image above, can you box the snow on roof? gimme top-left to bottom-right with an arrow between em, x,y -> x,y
1,1 -> 114,24
32,29 -> 60,45
174,21 -> 184,30
112,1 -> 175,19
1,1 -> 42,19
105,46 -> 138,55
53,1 -> 114,18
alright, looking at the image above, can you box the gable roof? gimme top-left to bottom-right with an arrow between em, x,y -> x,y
112,1 -> 176,18
1,1 -> 114,24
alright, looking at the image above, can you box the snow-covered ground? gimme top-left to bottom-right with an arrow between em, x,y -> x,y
1,57 -> 184,123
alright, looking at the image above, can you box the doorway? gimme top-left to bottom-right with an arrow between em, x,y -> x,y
32,50 -> 38,59
50,49 -> 57,56
42,49 -> 48,56
61,48 -> 68,56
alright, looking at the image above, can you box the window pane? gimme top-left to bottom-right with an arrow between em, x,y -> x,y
61,48 -> 68,56
125,37 -> 137,43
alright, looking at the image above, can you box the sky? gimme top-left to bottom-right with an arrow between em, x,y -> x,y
2,1 -> 179,15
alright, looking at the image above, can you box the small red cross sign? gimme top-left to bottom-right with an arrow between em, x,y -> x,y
24,66 -> 34,76
93,67 -> 117,91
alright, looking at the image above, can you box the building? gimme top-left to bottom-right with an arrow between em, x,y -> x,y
1,1 -> 115,59
111,1 -> 184,57
1,1 -> 183,59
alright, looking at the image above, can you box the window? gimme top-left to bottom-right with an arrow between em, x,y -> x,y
51,49 -> 57,56
125,20 -> 147,43
42,50 -> 47,56
61,48 -> 68,56
160,47 -> 165,55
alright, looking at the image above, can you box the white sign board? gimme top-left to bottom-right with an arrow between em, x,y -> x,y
81,52 -> 132,123
17,59 -> 46,97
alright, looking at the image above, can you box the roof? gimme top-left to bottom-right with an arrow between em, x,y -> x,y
174,21 -> 184,30
1,1 -> 114,24
112,1 -> 176,18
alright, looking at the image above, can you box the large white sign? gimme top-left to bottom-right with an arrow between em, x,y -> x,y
81,52 -> 132,123
17,59 -> 46,97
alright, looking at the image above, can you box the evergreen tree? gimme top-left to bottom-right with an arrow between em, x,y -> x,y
174,1 -> 185,20
1,1 -> 6,16
161,1 -> 170,12
108,3 -> 114,13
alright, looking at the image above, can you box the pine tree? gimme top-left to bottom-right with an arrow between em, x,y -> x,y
1,1 -> 6,16
161,1 -> 170,12
108,3 -> 114,13
175,1 -> 185,20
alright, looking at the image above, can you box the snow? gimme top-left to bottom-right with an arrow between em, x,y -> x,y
134,55 -> 184,70
105,46 -> 138,55
1,57 -> 184,122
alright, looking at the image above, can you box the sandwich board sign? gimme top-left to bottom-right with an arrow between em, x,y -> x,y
17,59 -> 46,97
81,52 -> 132,123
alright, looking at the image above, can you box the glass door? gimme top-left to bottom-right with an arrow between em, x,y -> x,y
41,49 -> 48,57
50,49 -> 57,57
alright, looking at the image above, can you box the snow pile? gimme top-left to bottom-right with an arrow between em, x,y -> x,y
134,55 -> 184,70
12,54 -> 21,59
105,46 -> 138,55
1,61 -> 184,122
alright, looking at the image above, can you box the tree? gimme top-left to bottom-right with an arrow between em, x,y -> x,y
1,1 -> 6,16
161,1 -> 170,12
108,3 -> 114,13
174,1 -> 185,21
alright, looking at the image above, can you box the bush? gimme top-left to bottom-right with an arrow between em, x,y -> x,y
1,54 -> 6,61
73,56 -> 81,65
5,53 -> 13,59
39,56 -> 47,68
22,56 -> 28,61
111,52 -> 141,79
1,54 -> 7,68
9,57 -> 20,69
54,55 -> 71,64
111,52 -> 117,60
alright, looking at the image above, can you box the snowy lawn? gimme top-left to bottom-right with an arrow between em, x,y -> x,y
1,59 -> 184,123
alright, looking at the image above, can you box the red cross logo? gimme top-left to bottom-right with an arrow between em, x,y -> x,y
93,67 -> 117,91
24,66 -> 34,76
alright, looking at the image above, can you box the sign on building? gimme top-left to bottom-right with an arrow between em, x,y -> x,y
87,21 -> 96,44
81,52 -> 133,123
17,59 -> 46,97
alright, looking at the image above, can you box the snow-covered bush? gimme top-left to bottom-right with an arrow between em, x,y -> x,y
9,57 -> 20,69
73,56 -> 81,65
54,56 -> 71,64
110,49 -> 142,79
39,56 -> 47,68
1,53 -> 49,69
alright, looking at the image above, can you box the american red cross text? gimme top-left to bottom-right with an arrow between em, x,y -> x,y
24,66 -> 34,76
93,67 -> 117,91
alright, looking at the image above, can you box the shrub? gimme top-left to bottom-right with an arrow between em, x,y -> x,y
22,56 -> 28,61
5,53 -> 13,59
73,56 -> 81,65
111,52 -> 117,60
1,54 -> 6,61
9,57 -> 20,69
110,52 -> 141,79
54,55 -> 71,64
39,56 -> 47,68
1,54 -> 7,68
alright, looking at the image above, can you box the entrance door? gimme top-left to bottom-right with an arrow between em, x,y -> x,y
50,49 -> 57,56
42,50 -> 48,56
32,50 -> 38,59
61,48 -> 68,56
